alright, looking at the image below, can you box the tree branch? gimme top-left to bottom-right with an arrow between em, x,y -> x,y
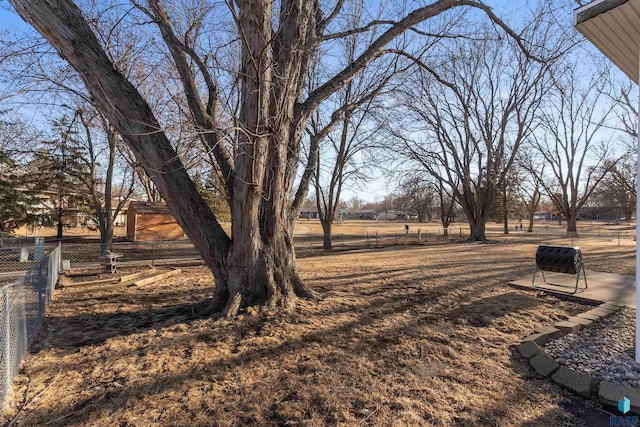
144,0 -> 235,200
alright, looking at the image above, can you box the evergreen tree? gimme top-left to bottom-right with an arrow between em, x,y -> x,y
194,171 -> 231,222
0,150 -> 36,232
29,115 -> 92,238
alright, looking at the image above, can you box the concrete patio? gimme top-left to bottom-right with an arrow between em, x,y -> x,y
510,270 -> 636,308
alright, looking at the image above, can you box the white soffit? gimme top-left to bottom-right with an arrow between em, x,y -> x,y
575,0 -> 640,83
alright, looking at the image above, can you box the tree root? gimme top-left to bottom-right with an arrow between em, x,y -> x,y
222,292 -> 242,318
293,278 -> 318,301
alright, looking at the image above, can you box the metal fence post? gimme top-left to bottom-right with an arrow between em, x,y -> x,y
46,250 -> 53,304
151,241 -> 155,266
37,258 -> 45,323
34,237 -> 45,262
418,229 -> 422,243
618,232 -> 621,247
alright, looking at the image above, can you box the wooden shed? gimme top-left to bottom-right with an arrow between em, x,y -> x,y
126,202 -> 186,241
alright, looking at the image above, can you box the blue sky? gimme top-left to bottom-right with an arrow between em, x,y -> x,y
0,1 -> 32,32
0,0 -> 617,203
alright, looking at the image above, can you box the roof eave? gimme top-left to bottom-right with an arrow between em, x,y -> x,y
574,0 -> 640,84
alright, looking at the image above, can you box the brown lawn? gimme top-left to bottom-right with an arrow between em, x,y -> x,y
1,239 -> 635,426
15,218 -> 636,242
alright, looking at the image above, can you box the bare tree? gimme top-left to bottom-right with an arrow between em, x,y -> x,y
590,155 -> 636,222
517,154 -> 544,233
388,17 -> 557,241
492,167 -> 521,234
613,81 -> 638,139
436,180 -> 458,234
395,175 -> 435,223
75,108 -> 136,250
10,0 -> 540,316
531,62 -> 623,236
312,73 -> 392,248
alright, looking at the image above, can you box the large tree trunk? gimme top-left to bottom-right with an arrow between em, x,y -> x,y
103,222 -> 114,250
218,197 -> 315,316
321,219 -> 332,250
566,214 -> 578,237
527,215 -> 534,233
502,185 -> 509,234
56,206 -> 63,239
468,218 -> 487,241
460,191 -> 490,242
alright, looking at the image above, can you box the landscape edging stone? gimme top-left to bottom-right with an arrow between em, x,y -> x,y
518,303 -> 632,408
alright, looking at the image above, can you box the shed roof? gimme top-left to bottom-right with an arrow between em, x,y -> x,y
127,201 -> 172,214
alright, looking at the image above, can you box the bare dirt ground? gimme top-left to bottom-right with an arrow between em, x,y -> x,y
1,240 -> 635,426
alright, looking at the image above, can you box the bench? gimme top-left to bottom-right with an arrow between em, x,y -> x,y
98,251 -> 123,274
531,245 -> 588,294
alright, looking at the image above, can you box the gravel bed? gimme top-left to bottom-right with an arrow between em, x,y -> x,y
545,308 -> 640,388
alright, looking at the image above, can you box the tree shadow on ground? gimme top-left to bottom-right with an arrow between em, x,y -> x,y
12,244 -> 588,426
444,292 -> 542,327
35,257 -> 537,353
26,293 -> 554,425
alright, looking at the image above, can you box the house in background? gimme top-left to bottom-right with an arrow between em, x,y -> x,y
341,209 -> 378,220
532,211 -> 554,221
299,207 -> 320,219
377,210 -> 418,221
578,206 -> 626,221
126,201 -> 186,241
298,208 -> 378,220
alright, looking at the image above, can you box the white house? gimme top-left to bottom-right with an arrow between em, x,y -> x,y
574,0 -> 640,362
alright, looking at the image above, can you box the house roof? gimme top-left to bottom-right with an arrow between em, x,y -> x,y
341,209 -> 377,215
127,201 -> 172,214
574,0 -> 640,83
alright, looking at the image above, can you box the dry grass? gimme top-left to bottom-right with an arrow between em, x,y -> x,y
1,240 -> 635,426
294,219 -> 635,239
15,218 -> 637,240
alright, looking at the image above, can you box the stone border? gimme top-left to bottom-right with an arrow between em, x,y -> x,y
516,301 -> 640,413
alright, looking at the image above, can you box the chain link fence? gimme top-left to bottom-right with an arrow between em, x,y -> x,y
36,225 -> 640,271
0,232 -> 31,249
0,244 -> 61,408
0,238 -> 57,275
60,240 -> 201,270
0,222 -> 634,274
